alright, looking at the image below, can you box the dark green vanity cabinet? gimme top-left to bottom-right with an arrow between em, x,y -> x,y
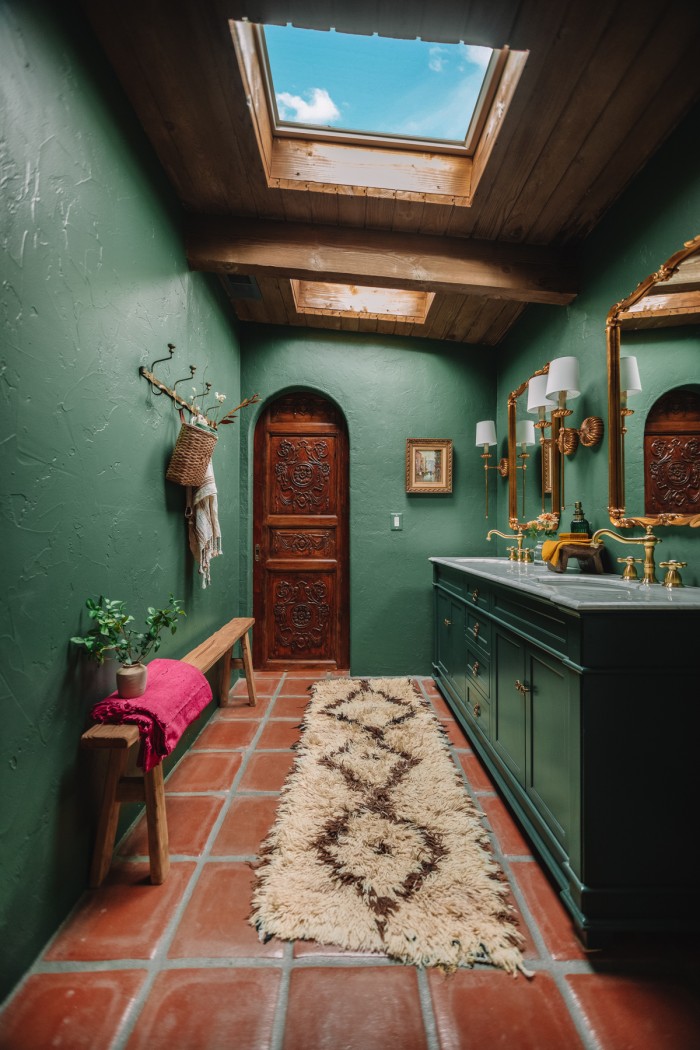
431,559 -> 699,943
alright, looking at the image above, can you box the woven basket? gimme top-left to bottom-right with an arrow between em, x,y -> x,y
165,421 -> 217,487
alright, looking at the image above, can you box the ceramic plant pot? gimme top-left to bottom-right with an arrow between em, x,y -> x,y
116,662 -> 148,699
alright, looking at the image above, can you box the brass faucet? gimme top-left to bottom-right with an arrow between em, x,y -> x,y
591,525 -> 662,584
487,527 -> 527,562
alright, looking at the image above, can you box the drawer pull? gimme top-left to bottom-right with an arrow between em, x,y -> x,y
515,679 -> 530,696
471,588 -> 480,603
469,661 -> 480,677
473,702 -> 481,717
443,618 -> 452,627
472,622 -> 480,640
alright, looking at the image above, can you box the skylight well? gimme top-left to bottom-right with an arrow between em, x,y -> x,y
230,19 -> 526,205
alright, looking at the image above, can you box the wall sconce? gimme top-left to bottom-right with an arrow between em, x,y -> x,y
620,355 -> 642,434
515,420 -> 536,516
476,420 -> 508,519
545,356 -> 604,455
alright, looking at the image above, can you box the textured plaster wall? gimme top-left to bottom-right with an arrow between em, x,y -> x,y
495,106 -> 700,582
0,1 -> 243,998
239,328 -> 498,675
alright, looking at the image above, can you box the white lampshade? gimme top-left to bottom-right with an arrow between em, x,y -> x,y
475,420 -> 497,446
516,420 -> 536,446
620,355 -> 642,396
545,356 -> 581,401
527,374 -> 550,413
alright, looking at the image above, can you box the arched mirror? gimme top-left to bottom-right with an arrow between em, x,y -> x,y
606,234 -> 700,527
507,364 -> 561,529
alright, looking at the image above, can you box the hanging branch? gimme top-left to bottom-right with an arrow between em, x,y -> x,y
139,344 -> 260,431
216,393 -> 261,427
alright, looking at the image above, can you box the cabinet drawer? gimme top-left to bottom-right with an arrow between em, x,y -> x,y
466,610 -> 490,656
466,646 -> 490,700
466,685 -> 490,736
433,566 -> 492,612
465,580 -> 490,613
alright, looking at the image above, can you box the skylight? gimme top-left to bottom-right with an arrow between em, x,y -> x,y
262,25 -> 494,149
291,281 -> 435,323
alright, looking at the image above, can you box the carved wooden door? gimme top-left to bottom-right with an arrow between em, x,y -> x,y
253,393 -> 349,670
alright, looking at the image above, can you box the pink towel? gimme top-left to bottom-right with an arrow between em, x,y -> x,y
91,659 -> 213,772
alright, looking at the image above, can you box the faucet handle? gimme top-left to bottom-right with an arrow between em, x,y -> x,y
659,560 -> 687,588
617,555 -> 643,581
506,545 -> 518,562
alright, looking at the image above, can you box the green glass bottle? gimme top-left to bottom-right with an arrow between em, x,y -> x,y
570,500 -> 590,535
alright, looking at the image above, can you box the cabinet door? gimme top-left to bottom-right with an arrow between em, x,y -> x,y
527,647 -> 576,852
493,628 -> 527,784
435,591 -> 466,702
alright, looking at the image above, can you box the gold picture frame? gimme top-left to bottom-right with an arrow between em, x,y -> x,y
406,439 -> 453,494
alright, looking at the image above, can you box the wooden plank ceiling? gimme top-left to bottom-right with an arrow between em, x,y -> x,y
81,0 -> 700,345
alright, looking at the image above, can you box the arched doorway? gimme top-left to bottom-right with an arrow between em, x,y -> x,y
252,392 -> 350,671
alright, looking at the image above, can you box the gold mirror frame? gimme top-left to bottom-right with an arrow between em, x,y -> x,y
606,234 -> 700,528
507,363 -> 561,529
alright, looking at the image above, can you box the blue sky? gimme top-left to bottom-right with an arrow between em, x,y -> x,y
263,26 -> 492,143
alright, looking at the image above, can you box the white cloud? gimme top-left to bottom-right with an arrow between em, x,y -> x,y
458,43 -> 491,72
428,46 -> 447,73
276,87 -> 341,124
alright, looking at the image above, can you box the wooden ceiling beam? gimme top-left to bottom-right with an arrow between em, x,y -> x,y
186,217 -> 578,305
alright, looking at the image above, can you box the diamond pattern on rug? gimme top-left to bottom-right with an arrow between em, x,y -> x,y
250,677 -> 529,975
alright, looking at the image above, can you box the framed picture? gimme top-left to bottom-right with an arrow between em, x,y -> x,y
406,438 -> 453,494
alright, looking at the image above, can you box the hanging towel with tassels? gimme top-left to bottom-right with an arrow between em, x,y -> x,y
186,460 -> 222,588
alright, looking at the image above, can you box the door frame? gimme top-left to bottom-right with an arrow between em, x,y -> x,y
250,389 -> 350,671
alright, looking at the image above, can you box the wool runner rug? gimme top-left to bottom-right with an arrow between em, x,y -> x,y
250,677 -> 529,974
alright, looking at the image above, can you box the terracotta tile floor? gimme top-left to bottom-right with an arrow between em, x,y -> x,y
1,672 -> 699,1050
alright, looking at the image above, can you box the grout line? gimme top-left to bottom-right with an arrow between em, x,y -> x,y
268,942 -> 294,1050
416,967 -> 441,1050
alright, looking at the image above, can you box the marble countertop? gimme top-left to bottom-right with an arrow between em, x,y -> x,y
429,557 -> 700,611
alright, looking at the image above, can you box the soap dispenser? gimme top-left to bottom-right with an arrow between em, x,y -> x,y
570,501 -> 590,536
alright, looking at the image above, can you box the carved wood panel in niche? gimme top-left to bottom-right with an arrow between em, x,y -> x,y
270,394 -> 341,424
271,529 -> 335,558
644,389 -> 700,515
271,576 -> 333,658
271,436 -> 335,514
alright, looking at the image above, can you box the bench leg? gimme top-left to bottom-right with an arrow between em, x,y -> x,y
143,764 -> 170,884
240,630 -> 257,707
90,748 -> 129,888
217,646 -> 233,705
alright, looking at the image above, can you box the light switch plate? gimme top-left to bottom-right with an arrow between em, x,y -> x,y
390,512 -> 403,530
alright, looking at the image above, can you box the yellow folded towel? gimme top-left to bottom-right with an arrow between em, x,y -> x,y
541,537 -> 592,568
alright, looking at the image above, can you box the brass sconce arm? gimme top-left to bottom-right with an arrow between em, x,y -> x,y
591,526 -> 662,585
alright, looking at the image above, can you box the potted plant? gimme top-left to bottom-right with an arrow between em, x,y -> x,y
71,594 -> 185,698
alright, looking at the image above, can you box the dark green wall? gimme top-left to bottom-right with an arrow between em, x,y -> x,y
239,329 -> 498,674
0,2 -> 243,997
2,0 -> 698,1009
495,107 -> 700,582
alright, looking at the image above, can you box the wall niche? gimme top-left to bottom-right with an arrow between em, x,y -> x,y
644,387 -> 700,515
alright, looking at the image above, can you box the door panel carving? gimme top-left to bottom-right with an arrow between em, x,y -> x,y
271,529 -> 336,558
271,436 -> 334,513
253,394 -> 349,670
270,574 -> 333,659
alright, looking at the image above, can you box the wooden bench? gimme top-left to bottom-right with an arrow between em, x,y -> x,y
181,616 -> 257,707
81,617 -> 256,887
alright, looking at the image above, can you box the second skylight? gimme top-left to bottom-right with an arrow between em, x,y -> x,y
262,25 -> 494,147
